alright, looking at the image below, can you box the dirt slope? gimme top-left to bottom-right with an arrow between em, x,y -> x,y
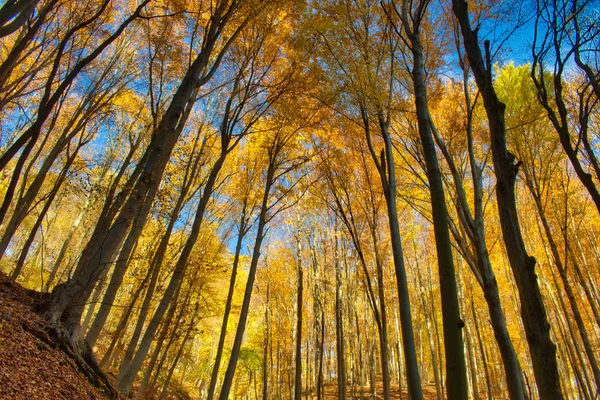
0,272 -> 112,400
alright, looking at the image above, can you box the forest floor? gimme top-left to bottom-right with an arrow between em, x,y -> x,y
319,381 -> 440,399
0,272 -> 113,400
1,272 -> 440,400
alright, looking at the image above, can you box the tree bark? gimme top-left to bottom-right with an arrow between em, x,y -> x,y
218,152 -> 277,400
398,13 -> 468,398
206,201 -> 250,400
451,2 -> 563,398
294,240 -> 303,400
41,0 -> 241,347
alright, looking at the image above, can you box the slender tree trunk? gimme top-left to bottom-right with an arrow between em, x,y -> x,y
451,3 -> 563,398
335,242 -> 347,400
115,149 -> 229,396
430,51 -> 528,398
526,180 -> 600,391
42,1 -> 240,346
317,306 -> 325,400
218,162 -> 275,400
363,105 -> 423,399
9,147 -> 79,279
134,283 -> 184,399
99,271 -> 148,369
263,280 -> 270,400
401,21 -> 467,398
159,303 -> 199,400
207,202 -> 250,400
294,249 -> 303,400
84,197 -> 151,347
471,297 -> 493,400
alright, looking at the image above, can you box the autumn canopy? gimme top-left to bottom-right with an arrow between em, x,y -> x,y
0,0 -> 598,399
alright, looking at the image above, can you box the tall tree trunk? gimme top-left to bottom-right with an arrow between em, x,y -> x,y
294,247 -> 303,400
262,279 -> 270,400
84,208 -> 147,347
335,239 -> 347,400
363,101 -> 423,400
99,269 -> 149,369
115,148 -> 230,396
133,282 -> 184,399
207,201 -> 250,400
451,2 -> 563,398
526,180 -> 600,391
397,12 -> 467,397
42,1 -> 242,347
218,159 -> 276,400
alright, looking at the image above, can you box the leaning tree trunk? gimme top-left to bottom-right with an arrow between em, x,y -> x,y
115,149 -> 229,396
362,103 -> 423,400
451,1 -> 563,398
218,162 -> 275,400
206,202 -> 250,400
41,0 -> 241,348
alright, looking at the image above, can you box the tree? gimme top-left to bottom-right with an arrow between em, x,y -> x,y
384,1 -> 468,397
218,110 -> 311,400
451,1 -> 564,398
38,0 -> 249,360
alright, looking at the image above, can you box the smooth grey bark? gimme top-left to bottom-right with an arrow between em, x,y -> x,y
452,1 -> 563,398
392,4 -> 468,397
335,236 -> 347,400
148,281 -> 200,398
294,250 -> 303,400
42,0 -> 243,345
206,200 -> 251,400
80,271 -> 108,335
116,26 -> 279,392
217,149 -> 276,400
548,269 -> 593,399
317,306 -> 325,400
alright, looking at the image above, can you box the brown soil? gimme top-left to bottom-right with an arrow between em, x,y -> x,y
315,380 -> 441,399
1,271 -> 441,400
0,272 -> 112,400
